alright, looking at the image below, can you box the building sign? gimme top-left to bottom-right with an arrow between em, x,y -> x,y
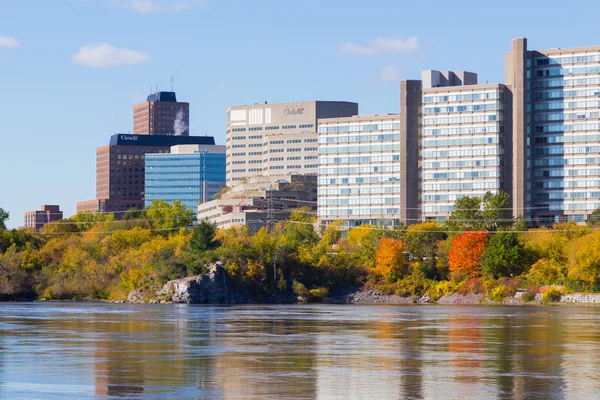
120,135 -> 138,141
284,103 -> 304,116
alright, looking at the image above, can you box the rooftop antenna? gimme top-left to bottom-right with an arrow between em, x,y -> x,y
170,76 -> 174,92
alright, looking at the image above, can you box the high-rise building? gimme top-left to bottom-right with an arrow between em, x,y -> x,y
145,144 -> 226,211
225,101 -> 358,186
133,91 -> 190,136
317,114 -> 402,228
24,205 -> 63,230
420,71 -> 508,220
77,134 -> 215,216
506,38 -> 600,224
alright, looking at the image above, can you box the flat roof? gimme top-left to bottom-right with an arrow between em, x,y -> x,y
108,134 -> 215,147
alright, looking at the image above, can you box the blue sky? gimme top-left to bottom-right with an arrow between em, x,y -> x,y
2,0 -> 600,228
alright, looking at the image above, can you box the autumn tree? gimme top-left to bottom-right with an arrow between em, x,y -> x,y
405,222 -> 445,278
145,200 -> 195,230
374,237 -> 407,282
448,231 -> 489,277
567,231 -> 600,290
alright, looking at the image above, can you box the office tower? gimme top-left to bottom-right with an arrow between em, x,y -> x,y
24,205 -> 63,230
225,101 -> 358,186
317,114 -> 402,228
133,91 -> 190,136
77,134 -> 215,216
145,144 -> 226,211
198,175 -> 317,233
506,38 -> 600,224
420,70 -> 508,220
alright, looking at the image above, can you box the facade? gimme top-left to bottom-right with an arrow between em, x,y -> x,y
198,175 -> 317,232
420,71 -> 508,220
77,134 -> 215,216
145,144 -> 226,211
133,91 -> 190,136
225,101 -> 358,186
317,114 -> 402,228
506,38 -> 600,224
24,205 -> 62,230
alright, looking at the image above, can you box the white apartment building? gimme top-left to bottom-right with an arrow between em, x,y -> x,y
317,114 -> 402,228
420,70 -> 506,220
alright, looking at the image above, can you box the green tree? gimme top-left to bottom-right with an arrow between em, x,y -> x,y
189,220 -> 219,254
481,191 -> 511,230
71,212 -> 115,232
405,222 -> 446,279
481,231 -> 529,278
145,200 -> 195,230
587,208 -> 600,226
0,207 -> 9,231
445,192 -> 511,234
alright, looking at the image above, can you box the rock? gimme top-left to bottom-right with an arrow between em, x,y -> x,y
418,294 -> 432,304
155,262 -> 254,304
127,289 -> 144,303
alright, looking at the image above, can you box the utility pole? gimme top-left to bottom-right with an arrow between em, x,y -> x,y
267,186 -> 276,284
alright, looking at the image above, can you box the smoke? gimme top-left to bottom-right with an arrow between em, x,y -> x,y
173,108 -> 187,136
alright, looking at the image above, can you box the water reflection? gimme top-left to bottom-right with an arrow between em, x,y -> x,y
0,304 -> 599,399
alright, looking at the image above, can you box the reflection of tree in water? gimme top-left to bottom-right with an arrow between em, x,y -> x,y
448,310 -> 484,380
397,319 -> 424,400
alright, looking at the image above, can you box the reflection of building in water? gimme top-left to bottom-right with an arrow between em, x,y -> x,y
213,309 -> 318,399
315,317 -> 402,399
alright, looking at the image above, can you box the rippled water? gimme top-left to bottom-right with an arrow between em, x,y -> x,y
0,303 -> 599,399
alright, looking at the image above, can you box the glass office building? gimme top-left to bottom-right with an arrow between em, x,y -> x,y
145,144 -> 226,211
317,115 -> 402,228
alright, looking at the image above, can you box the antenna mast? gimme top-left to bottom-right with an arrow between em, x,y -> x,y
170,77 -> 174,92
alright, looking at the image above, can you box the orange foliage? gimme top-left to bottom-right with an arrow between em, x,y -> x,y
448,231 -> 489,277
374,237 -> 405,281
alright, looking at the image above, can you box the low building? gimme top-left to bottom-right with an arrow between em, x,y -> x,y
24,205 -> 63,230
198,175 -> 317,232
145,144 -> 226,211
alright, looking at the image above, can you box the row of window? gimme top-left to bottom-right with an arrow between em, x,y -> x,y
535,100 -> 600,111
423,91 -> 499,103
423,102 -> 500,114
319,197 -> 399,206
534,111 -> 600,122
534,157 -> 600,166
320,165 -> 401,175
534,133 -> 600,144
534,77 -> 600,89
318,123 -> 401,133
423,181 -> 500,191
423,170 -> 500,179
319,176 -> 400,185
319,133 -> 400,143
535,145 -> 600,155
318,144 -> 401,154
423,137 -> 499,147
319,154 -> 400,164
424,125 -> 500,136
535,54 -> 600,65
422,147 -> 501,158
318,207 -> 400,216
534,89 -> 600,101
318,186 -> 400,195
535,168 -> 600,177
535,180 -> 600,188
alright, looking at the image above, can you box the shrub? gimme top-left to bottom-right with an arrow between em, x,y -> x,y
521,290 -> 537,302
426,280 -> 456,301
292,280 -> 309,298
541,288 -> 563,304
309,287 -> 329,301
526,258 -> 566,286
488,284 -> 513,302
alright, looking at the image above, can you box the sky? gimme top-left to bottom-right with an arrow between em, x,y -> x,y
2,0 -> 600,228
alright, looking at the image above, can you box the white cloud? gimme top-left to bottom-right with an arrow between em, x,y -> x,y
113,0 -> 204,13
339,36 -> 419,55
0,36 -> 20,49
71,43 -> 149,68
380,65 -> 400,81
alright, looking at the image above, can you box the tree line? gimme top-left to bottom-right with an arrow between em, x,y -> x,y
2,194 -> 600,302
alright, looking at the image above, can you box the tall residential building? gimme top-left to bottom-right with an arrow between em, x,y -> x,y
133,91 -> 190,136
317,114 -> 402,228
24,205 -> 63,230
145,144 -> 226,211
420,70 -> 508,220
225,101 -> 358,186
76,134 -> 215,216
506,38 -> 600,224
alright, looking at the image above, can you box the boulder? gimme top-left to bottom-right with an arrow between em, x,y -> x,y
156,262 -> 254,304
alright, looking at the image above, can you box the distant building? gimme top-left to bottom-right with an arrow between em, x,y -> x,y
225,101 -> 358,186
133,91 -> 190,136
77,134 -> 215,217
198,175 -> 317,232
145,144 -> 226,211
24,205 -> 62,230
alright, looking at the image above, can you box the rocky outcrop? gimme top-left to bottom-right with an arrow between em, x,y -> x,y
324,287 -> 416,304
154,262 -> 254,304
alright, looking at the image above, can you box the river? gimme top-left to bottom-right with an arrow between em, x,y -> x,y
0,303 -> 599,399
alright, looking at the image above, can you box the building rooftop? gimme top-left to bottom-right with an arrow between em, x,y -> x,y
146,91 -> 178,102
108,134 -> 215,147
